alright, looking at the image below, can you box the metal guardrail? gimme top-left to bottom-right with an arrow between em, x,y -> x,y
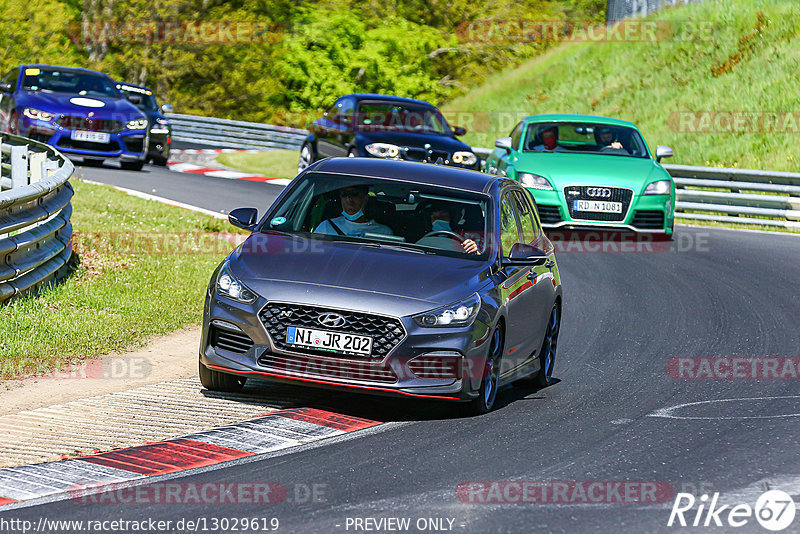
0,133 -> 75,303
476,146 -> 800,229
605,0 -> 706,24
166,113 -> 308,151
666,164 -> 800,230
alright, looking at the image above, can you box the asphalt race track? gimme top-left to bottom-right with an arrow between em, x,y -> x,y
5,161 -> 800,533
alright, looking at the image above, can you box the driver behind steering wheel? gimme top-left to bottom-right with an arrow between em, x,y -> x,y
417,201 -> 479,254
595,126 -> 625,151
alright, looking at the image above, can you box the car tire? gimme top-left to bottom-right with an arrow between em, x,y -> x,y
533,304 -> 560,389
467,324 -> 504,415
199,361 -> 247,392
298,143 -> 315,173
151,156 -> 168,166
120,160 -> 145,171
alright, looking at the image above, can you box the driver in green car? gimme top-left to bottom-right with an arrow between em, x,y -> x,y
595,126 -> 625,151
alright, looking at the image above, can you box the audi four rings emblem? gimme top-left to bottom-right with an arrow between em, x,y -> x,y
586,187 -> 612,198
318,312 -> 346,328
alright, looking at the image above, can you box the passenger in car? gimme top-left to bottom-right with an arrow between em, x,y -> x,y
417,201 -> 479,254
529,126 -> 567,152
314,185 -> 394,237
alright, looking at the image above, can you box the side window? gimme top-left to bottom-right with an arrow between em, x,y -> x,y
326,99 -> 342,121
339,97 -> 356,127
499,193 -> 521,256
509,122 -> 524,151
513,190 -> 540,243
2,69 -> 18,88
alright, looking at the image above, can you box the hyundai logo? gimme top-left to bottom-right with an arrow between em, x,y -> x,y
587,187 -> 612,198
318,312 -> 346,328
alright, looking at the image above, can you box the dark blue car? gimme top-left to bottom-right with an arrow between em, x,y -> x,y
298,94 -> 480,173
0,65 -> 149,170
116,82 -> 173,166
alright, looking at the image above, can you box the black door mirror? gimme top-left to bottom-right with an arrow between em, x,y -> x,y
0,81 -> 12,93
453,126 -> 467,136
228,208 -> 258,230
502,243 -> 547,266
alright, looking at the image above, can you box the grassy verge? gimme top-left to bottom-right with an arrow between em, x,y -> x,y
216,149 -> 299,180
0,179 -> 246,380
443,0 -> 800,172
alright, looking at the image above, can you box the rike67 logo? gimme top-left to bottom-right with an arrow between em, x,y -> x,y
668,490 -> 796,531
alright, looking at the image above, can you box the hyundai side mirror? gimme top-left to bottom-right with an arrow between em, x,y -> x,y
0,81 -> 12,93
502,243 -> 547,267
161,103 -> 174,114
656,145 -> 673,162
495,136 -> 513,154
228,207 -> 259,230
453,126 -> 467,136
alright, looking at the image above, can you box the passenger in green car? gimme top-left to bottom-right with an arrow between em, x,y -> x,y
529,126 -> 567,152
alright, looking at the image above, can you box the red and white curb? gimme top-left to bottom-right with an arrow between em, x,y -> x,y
168,149 -> 292,186
0,408 -> 378,507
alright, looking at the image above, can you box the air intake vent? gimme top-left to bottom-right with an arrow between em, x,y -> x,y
631,210 -> 665,230
209,325 -> 253,355
408,355 -> 462,379
537,205 -> 562,225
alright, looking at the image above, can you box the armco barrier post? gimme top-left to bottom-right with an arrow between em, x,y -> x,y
10,144 -> 28,188
29,151 -> 46,183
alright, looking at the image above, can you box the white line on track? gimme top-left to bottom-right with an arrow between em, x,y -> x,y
81,179 -> 227,219
647,395 -> 800,420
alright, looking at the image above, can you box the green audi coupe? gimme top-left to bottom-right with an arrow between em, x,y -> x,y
485,114 -> 675,236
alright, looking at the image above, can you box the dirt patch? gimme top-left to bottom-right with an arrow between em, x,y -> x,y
0,327 -> 201,416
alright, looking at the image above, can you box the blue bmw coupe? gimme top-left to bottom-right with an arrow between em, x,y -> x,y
0,65 -> 149,170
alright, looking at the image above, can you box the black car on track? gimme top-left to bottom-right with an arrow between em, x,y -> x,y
116,82 -> 173,166
298,94 -> 480,173
200,157 -> 562,414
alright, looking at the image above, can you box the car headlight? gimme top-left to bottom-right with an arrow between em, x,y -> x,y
518,172 -> 554,191
216,261 -> 257,303
644,179 -> 671,195
23,108 -> 55,121
452,151 -> 477,166
126,118 -> 148,130
365,143 -> 400,158
413,293 -> 481,328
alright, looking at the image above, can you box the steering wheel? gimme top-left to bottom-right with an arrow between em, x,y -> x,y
420,230 -> 464,243
600,145 -> 629,154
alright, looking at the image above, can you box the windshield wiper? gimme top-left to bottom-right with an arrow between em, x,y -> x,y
328,237 -> 432,254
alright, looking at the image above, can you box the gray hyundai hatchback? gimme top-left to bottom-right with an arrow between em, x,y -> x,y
200,158 -> 562,414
